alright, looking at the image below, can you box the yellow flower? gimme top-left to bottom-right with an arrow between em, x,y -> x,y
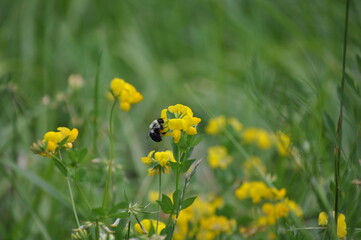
286,199 -> 303,217
141,150 -> 155,166
148,168 -> 160,176
141,150 -> 175,175
57,127 -> 79,142
271,188 -> 286,200
207,146 -> 233,169
274,202 -> 290,218
205,116 -> 226,135
134,219 -> 165,235
161,104 -> 201,143
242,127 -> 272,150
43,131 -> 63,152
228,117 -> 243,132
235,181 -> 291,204
318,212 -> 347,238
154,151 -> 176,167
109,78 -> 143,111
318,212 -> 328,226
148,191 -> 159,203
337,213 -> 347,239
199,215 -> 235,235
235,182 -> 252,200
275,131 -> 291,156
260,203 -> 276,225
249,182 -> 273,203
34,127 -> 79,156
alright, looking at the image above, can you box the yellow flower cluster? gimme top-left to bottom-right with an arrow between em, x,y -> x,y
31,127 -> 79,156
318,212 -> 347,239
109,78 -> 143,111
207,145 -> 233,169
206,116 -> 291,155
242,128 -> 291,155
160,104 -> 201,143
235,181 -> 303,229
174,197 -> 235,240
141,150 -> 176,175
134,219 -> 166,235
235,181 -> 286,203
258,202 -> 289,225
205,116 -> 243,135
242,127 -> 273,150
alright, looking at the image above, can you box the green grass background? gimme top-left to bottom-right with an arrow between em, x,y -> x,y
1,0 -> 361,239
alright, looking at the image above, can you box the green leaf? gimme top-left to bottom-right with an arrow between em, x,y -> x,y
181,159 -> 195,173
157,194 -> 174,214
148,221 -> 155,236
91,207 -> 108,218
50,157 -> 68,177
74,168 -> 86,182
172,189 -> 181,209
184,147 -> 194,160
170,161 -> 180,171
181,196 -> 196,210
189,135 -> 203,147
162,225 -> 173,240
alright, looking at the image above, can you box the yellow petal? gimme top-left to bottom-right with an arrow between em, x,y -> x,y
173,129 -> 182,143
120,101 -> 131,111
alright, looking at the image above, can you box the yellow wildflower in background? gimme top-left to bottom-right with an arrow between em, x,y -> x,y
317,212 -> 347,239
109,78 -> 143,111
318,212 -> 328,226
160,104 -> 201,143
235,181 -> 273,203
141,150 -> 176,175
31,127 -> 79,156
228,117 -> 243,132
173,196 -> 234,240
285,199 -> 303,217
207,146 -> 233,169
134,219 -> 165,235
197,215 -> 236,238
148,191 -> 159,203
235,181 -> 289,203
275,131 -> 291,156
205,116 -> 243,135
256,202 -> 290,226
205,116 -> 226,135
242,127 -> 272,150
337,213 -> 347,239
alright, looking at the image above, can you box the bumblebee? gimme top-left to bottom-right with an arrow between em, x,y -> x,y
149,118 -> 166,142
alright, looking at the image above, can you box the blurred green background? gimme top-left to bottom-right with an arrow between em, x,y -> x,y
1,0 -> 361,239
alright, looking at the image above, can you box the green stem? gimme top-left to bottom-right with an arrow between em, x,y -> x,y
127,218 -> 131,240
169,172 -> 188,239
175,149 -> 182,191
102,99 -> 117,208
95,219 -> 100,240
334,0 -> 349,230
66,178 -> 80,227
